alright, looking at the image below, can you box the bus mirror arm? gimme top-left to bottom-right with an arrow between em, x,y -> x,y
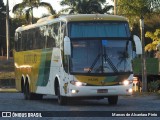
64,36 -> 71,56
133,35 -> 142,55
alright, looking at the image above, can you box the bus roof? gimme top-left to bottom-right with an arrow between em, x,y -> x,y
60,14 -> 127,22
16,14 -> 128,32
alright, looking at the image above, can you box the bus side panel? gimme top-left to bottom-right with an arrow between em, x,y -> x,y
36,48 -> 52,87
14,51 -> 22,92
14,49 -> 44,93
36,48 -> 62,95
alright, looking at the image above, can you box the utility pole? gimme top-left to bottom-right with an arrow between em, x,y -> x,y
140,16 -> 147,92
6,0 -> 10,60
114,0 -> 117,15
29,0 -> 33,24
31,6 -> 33,24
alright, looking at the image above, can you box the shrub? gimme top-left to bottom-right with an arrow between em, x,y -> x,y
148,81 -> 160,92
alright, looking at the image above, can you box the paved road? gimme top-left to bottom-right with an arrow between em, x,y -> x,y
0,92 -> 160,120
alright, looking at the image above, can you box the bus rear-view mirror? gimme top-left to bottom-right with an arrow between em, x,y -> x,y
64,36 -> 71,56
133,35 -> 142,55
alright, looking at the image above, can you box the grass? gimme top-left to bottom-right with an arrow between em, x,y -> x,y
0,56 -> 14,72
0,56 -> 15,79
132,91 -> 160,97
0,56 -> 15,91
0,72 -> 15,79
0,88 -> 18,93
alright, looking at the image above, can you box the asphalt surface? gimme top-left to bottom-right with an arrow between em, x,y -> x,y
0,92 -> 159,120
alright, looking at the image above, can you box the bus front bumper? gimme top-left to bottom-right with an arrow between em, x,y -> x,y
67,84 -> 133,97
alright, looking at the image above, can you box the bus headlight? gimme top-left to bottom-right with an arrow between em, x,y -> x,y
123,80 -> 129,86
119,80 -> 132,86
70,80 -> 87,86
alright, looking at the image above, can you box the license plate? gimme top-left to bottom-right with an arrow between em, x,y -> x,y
97,89 -> 108,93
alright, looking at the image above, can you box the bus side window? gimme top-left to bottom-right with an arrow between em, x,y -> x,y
39,26 -> 46,49
15,32 -> 21,51
49,23 -> 60,48
54,22 -> 60,48
22,31 -> 27,51
18,32 -> 23,51
61,22 -> 68,72
27,30 -> 34,50
61,22 -> 66,48
47,25 -> 56,48
33,29 -> 38,49
36,27 -> 42,49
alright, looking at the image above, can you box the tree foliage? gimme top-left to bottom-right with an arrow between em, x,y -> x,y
117,0 -> 160,27
10,16 -> 30,49
117,0 -> 160,56
145,29 -> 160,52
0,0 -> 6,56
12,0 -> 56,24
60,0 -> 113,14
117,0 -> 160,16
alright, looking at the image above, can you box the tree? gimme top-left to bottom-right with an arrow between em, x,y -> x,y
117,0 -> 158,15
0,0 -> 6,56
12,0 -> 56,24
10,17 -> 28,52
60,0 -> 113,14
144,14 -> 160,55
117,0 -> 160,27
145,29 -> 160,52
116,0 -> 160,92
117,0 -> 160,54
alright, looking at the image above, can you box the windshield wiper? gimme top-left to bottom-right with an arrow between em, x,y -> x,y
88,52 -> 118,73
88,47 -> 119,73
103,47 -> 119,73
88,53 -> 101,73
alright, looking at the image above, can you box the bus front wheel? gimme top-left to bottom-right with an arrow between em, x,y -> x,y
57,84 -> 67,105
108,96 -> 118,105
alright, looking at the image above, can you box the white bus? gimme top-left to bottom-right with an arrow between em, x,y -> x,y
14,14 -> 142,105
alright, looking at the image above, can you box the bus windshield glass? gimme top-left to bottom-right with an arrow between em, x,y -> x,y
69,22 -> 130,38
69,21 -> 132,74
70,39 -> 132,74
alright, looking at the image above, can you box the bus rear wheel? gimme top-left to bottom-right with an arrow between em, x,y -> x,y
108,96 -> 118,105
24,82 -> 43,100
24,82 -> 32,100
57,84 -> 67,105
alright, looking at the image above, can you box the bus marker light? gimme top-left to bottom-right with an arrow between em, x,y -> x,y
127,88 -> 133,93
71,90 -> 79,94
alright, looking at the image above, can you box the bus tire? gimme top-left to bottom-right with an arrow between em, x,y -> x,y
35,94 -> 43,100
24,82 -> 42,100
31,93 -> 43,100
57,84 -> 67,105
21,78 -> 25,93
24,82 -> 32,100
108,96 -> 118,105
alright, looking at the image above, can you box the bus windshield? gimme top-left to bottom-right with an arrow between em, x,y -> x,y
70,39 -> 133,74
69,22 -> 130,38
69,21 -> 132,74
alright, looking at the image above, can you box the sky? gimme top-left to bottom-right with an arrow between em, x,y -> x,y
3,0 -> 113,17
